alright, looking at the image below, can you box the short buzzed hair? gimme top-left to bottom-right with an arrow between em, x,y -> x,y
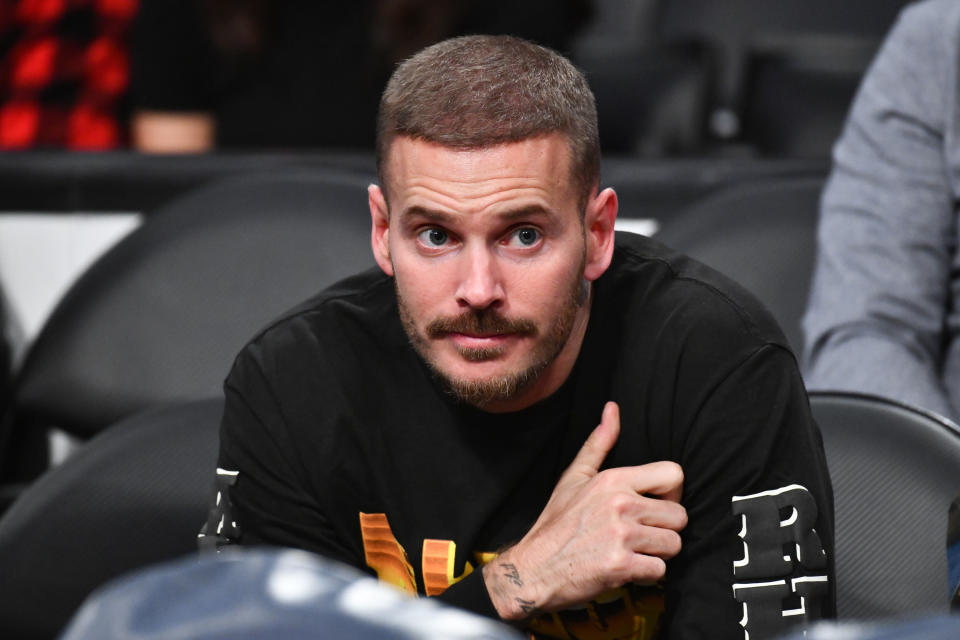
376,35 -> 600,209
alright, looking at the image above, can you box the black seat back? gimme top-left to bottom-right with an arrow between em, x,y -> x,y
3,170 -> 374,462
809,391 -> 960,620
655,177 -> 823,352
0,398 -> 223,639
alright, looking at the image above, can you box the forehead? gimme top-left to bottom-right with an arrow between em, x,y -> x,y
382,135 -> 577,215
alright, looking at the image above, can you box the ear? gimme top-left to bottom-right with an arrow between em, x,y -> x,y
369,184 -> 394,277
583,187 -> 618,282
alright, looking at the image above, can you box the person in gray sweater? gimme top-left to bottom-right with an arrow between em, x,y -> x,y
803,0 -> 960,424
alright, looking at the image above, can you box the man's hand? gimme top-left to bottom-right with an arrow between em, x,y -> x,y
482,401 -> 687,621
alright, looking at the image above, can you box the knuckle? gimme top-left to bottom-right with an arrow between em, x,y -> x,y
609,520 -> 632,544
609,493 -> 633,515
594,468 -> 618,488
608,548 -> 634,576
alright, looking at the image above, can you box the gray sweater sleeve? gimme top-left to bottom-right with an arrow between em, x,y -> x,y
802,0 -> 960,422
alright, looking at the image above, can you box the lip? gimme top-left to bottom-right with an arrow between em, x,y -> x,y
448,332 -> 517,349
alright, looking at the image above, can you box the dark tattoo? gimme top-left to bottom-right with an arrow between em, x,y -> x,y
500,563 -> 523,587
515,597 -> 538,615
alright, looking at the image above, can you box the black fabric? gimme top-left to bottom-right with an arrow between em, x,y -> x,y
132,0 -> 383,149
131,0 -> 591,151
0,397 -> 222,640
6,170 -> 375,448
212,231 -> 835,639
655,176 -> 823,353
809,391 -> 960,620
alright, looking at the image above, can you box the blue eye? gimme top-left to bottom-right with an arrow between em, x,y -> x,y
509,227 -> 541,247
418,228 -> 449,247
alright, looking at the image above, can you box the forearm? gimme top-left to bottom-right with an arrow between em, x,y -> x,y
805,330 -> 957,420
667,346 -> 835,638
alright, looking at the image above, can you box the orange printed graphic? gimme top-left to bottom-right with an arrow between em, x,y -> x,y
422,539 -> 474,596
359,512 -> 417,594
358,513 -> 664,639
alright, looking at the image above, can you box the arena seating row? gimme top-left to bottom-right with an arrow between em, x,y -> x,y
0,159 -> 958,637
0,151 -> 827,215
574,0 -> 912,157
0,155 -> 826,485
0,1 -> 915,165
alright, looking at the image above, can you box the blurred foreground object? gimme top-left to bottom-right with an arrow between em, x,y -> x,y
777,615 -> 960,640
60,548 -> 523,640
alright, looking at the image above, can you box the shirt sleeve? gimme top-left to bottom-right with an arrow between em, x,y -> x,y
664,345 -> 835,640
434,570 -> 501,619
203,347 -> 360,568
801,0 -> 960,422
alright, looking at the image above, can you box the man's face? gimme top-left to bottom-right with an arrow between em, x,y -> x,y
370,134 -> 616,411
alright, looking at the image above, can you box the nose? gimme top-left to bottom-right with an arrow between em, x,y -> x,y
455,243 -> 504,310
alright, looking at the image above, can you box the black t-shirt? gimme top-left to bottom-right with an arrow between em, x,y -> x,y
205,232 -> 835,640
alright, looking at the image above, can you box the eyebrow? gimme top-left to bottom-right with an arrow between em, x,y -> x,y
398,204 -> 555,224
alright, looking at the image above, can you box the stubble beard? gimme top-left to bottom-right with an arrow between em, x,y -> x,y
395,253 -> 588,409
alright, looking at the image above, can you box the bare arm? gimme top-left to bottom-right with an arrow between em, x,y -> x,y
131,110 -> 215,153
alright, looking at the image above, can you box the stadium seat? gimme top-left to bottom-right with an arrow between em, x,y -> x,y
809,391 -> 960,620
0,169 -> 375,484
577,42 -> 712,157
656,0 -> 910,148
654,176 -> 823,353
0,398 -> 222,640
739,34 -> 877,157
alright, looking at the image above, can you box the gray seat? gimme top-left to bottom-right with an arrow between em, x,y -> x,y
0,169 -> 375,482
655,176 -> 823,353
657,0 -> 910,148
0,398 -> 223,640
809,391 -> 960,620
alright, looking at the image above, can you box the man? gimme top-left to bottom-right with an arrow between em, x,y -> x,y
803,0 -> 960,425
203,35 -> 834,639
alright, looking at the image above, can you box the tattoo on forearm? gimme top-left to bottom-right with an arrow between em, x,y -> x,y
500,563 -> 523,587
515,597 -> 538,615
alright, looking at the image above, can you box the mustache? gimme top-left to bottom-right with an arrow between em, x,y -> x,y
425,310 -> 537,339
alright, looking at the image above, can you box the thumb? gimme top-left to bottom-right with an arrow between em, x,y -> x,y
565,401 -> 620,479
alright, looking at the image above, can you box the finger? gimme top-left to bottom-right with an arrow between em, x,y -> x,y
624,554 -> 667,586
565,401 -> 620,477
628,525 -> 683,560
620,495 -> 688,532
604,461 -> 684,503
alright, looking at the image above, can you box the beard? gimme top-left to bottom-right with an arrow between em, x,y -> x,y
396,251 -> 588,408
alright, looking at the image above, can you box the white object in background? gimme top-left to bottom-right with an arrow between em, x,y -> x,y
0,212 -> 142,366
615,217 -> 659,237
